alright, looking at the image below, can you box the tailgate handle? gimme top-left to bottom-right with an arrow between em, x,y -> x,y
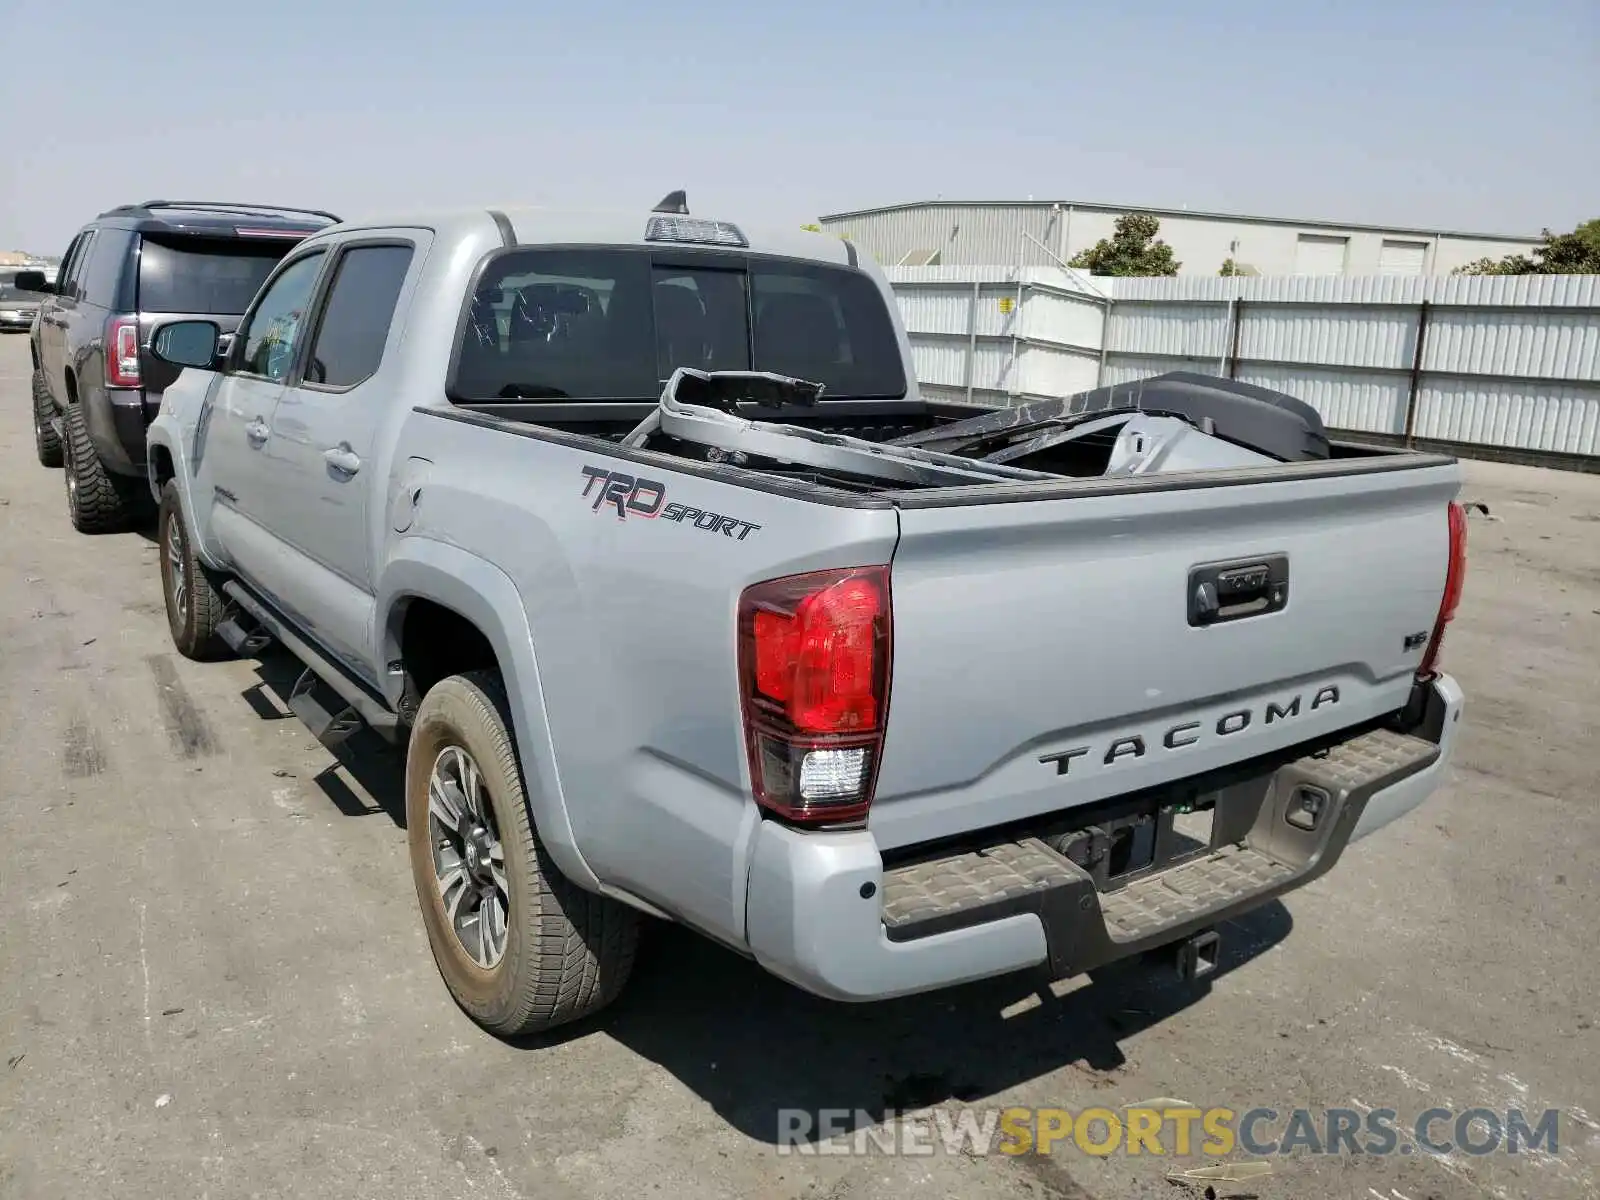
1189,555 -> 1289,627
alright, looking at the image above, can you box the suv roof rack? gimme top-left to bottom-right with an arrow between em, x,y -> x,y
100,200 -> 342,224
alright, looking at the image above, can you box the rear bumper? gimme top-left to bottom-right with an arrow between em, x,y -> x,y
85,388 -> 158,475
744,673 -> 1463,1003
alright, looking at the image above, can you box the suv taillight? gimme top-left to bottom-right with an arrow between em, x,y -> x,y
105,316 -> 141,388
1418,501 -> 1468,680
737,566 -> 892,828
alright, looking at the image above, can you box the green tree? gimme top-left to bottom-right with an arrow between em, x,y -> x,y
1067,213 -> 1181,276
1454,218 -> 1600,275
1219,257 -> 1244,276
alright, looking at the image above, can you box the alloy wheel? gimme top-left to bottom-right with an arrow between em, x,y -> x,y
427,745 -> 510,969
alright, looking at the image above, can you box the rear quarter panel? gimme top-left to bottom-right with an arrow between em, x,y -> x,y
383,411 -> 901,944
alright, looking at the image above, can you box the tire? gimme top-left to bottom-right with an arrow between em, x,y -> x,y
406,671 -> 639,1038
32,369 -> 62,468
158,479 -> 229,660
61,403 -> 142,533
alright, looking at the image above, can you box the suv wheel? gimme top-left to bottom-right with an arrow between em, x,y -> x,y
157,480 -> 228,659
61,403 -> 141,533
33,369 -> 63,468
406,671 -> 639,1038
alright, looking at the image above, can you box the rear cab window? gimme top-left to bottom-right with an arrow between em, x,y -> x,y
451,248 -> 906,403
137,236 -> 301,315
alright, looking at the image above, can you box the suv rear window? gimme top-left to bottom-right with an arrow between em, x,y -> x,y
138,235 -> 301,315
452,248 -> 906,403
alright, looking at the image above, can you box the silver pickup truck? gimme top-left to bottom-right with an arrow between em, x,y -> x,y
143,197 -> 1468,1038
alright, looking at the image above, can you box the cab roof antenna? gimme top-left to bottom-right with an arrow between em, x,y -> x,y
653,190 -> 689,215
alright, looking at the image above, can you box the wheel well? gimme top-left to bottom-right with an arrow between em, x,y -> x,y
400,599 -> 500,702
63,370 -> 78,404
150,444 -> 176,490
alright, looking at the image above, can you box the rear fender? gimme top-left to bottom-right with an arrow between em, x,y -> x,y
378,539 -> 600,892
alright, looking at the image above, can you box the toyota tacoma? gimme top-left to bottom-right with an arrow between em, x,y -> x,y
140,195 -> 1469,1038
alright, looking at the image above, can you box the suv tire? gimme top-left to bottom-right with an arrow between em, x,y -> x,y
406,670 -> 639,1038
62,403 -> 142,533
158,480 -> 229,660
33,369 -> 63,468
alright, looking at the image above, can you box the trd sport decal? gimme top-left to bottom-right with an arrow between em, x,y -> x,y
579,466 -> 762,541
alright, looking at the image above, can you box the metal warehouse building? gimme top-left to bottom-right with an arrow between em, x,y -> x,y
819,200 -> 1542,278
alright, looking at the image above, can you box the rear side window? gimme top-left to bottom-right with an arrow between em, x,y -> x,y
57,231 -> 96,299
452,248 -> 906,402
81,228 -> 133,307
138,236 -> 298,315
303,244 -> 415,389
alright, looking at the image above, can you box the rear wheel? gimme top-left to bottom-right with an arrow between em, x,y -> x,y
61,404 -> 142,533
33,369 -> 62,468
157,480 -> 228,660
406,671 -> 639,1037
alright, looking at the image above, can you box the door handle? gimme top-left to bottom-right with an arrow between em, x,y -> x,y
245,418 -> 269,446
323,445 -> 362,476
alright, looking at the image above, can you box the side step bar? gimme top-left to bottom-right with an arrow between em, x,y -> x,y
221,582 -> 399,746
216,615 -> 273,656
288,668 -> 367,748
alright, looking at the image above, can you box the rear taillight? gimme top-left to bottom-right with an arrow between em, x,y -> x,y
105,316 -> 141,388
1418,501 -> 1468,680
737,566 -> 892,827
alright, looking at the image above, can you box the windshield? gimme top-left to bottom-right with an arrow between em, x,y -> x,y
452,247 -> 907,402
0,275 -> 27,302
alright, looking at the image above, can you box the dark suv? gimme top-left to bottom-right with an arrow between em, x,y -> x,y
17,200 -> 339,532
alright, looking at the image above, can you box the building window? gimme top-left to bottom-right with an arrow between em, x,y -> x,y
1379,239 -> 1429,277
1294,234 -> 1349,276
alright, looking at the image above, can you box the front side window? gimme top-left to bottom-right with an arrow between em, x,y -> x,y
235,251 -> 326,381
451,248 -> 906,403
303,244 -> 415,389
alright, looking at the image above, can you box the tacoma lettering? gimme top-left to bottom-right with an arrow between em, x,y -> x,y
1039,685 -> 1341,775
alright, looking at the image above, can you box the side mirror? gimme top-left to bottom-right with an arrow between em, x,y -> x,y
151,319 -> 223,369
12,270 -> 52,294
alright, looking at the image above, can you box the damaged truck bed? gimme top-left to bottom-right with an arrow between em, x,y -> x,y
617,366 -> 1326,491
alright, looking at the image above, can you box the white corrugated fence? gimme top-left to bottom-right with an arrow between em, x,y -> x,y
883,267 -> 1600,461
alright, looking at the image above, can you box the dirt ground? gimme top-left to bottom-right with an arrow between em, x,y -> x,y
1,334 -> 1596,1199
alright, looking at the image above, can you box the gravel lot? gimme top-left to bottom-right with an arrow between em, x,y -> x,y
1,333 -> 1596,1200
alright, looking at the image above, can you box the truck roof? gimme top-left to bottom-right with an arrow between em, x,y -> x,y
306,203 -> 860,269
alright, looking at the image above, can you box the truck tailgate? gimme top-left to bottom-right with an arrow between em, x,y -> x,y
869,460 -> 1462,851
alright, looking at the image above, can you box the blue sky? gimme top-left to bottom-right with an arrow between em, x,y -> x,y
2,0 -> 1595,253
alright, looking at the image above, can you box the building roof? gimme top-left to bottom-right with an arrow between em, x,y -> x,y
818,198 -> 1542,245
